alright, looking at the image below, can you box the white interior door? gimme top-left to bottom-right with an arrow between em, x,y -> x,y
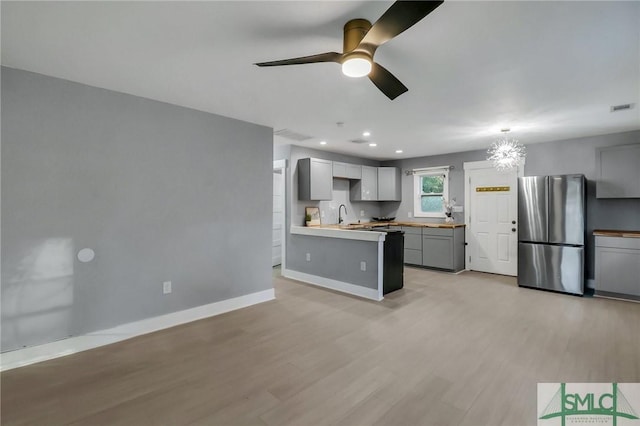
272,169 -> 283,267
466,165 -> 519,276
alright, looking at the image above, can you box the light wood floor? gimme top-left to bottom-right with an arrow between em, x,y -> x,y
1,267 -> 639,425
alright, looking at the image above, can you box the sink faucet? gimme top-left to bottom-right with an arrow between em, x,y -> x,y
338,204 -> 347,224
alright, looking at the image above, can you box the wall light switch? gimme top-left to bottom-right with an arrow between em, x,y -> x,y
453,206 -> 463,212
306,253 -> 311,262
321,210 -> 325,218
360,261 -> 366,271
163,281 -> 172,294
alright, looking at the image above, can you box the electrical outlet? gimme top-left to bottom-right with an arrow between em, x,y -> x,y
306,253 -> 311,262
163,281 -> 172,294
360,210 -> 365,217
408,211 -> 412,218
360,261 -> 366,271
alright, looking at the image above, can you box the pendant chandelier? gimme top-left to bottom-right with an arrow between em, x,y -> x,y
487,129 -> 526,171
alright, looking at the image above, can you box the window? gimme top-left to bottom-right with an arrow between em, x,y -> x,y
413,169 -> 449,218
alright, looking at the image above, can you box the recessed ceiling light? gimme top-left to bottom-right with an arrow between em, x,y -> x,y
363,131 -> 371,137
369,143 -> 377,147
395,150 -> 403,154
319,141 -> 327,145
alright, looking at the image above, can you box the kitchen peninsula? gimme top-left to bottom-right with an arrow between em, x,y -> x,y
285,222 -> 466,301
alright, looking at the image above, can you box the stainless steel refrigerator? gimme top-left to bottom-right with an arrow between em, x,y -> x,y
517,175 -> 586,295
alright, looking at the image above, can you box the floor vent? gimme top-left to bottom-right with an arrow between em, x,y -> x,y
274,129 -> 313,142
610,103 -> 634,112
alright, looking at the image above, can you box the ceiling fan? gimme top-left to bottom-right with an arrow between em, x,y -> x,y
254,1 -> 444,100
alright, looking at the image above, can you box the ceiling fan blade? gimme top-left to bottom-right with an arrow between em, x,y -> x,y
255,52 -> 342,67
357,1 -> 443,55
368,62 -> 408,100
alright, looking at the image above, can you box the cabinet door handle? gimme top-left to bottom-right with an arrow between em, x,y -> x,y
512,220 -> 516,224
512,228 -> 517,232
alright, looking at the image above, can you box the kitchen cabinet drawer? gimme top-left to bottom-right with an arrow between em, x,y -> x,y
401,226 -> 423,235
422,236 -> 454,270
422,227 -> 453,237
405,233 -> 422,250
404,249 -> 422,266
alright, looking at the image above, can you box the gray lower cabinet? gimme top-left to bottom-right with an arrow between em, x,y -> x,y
402,226 -> 422,265
402,226 -> 465,272
596,144 -> 640,198
298,158 -> 332,201
422,235 -> 454,270
595,236 -> 640,300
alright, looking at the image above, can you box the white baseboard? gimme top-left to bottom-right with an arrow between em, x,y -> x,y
284,269 -> 382,301
0,288 -> 275,371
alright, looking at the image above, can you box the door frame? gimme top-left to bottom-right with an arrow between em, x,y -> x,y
463,160 -> 525,272
273,159 -> 287,272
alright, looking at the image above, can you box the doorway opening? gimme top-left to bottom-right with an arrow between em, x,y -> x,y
273,160 -> 286,273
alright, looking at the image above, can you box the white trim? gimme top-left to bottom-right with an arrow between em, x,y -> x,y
377,239 -> 384,301
291,225 -> 386,242
463,160 -> 495,171
273,159 -> 286,170
283,269 -> 382,301
273,159 -> 287,271
463,159 -> 526,171
0,289 -> 275,371
407,165 -> 452,174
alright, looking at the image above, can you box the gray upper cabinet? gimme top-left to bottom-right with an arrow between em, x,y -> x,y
350,165 -> 378,201
377,167 -> 401,201
333,162 -> 362,180
298,158 -> 333,200
596,144 -> 640,198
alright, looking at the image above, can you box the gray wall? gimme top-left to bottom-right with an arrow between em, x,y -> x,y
1,67 -> 273,352
288,235 -> 379,288
381,130 -> 640,281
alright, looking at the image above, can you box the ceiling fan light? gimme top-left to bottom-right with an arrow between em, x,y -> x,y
342,55 -> 372,78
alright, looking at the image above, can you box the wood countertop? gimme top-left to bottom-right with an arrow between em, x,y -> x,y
392,222 -> 466,229
318,222 -> 465,230
593,229 -> 640,238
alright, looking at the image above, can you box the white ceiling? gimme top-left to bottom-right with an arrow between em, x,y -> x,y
2,1 -> 639,160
